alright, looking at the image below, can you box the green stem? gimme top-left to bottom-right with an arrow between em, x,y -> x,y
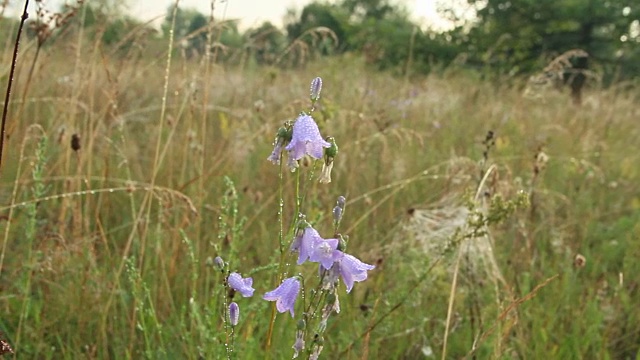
266,157 -> 287,352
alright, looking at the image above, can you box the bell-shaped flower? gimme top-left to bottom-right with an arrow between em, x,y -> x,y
291,226 -> 323,265
335,253 -> 375,293
227,272 -> 255,297
308,238 -> 342,270
263,277 -> 301,317
285,114 -> 330,163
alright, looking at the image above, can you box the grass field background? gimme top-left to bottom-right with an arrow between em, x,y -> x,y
1,9 -> 640,359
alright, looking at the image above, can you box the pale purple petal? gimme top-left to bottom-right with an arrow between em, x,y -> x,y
292,330 -> 305,358
227,272 -> 255,297
263,277 -> 301,317
267,139 -> 283,164
297,227 -> 322,265
290,233 -> 302,252
337,253 -> 375,293
309,238 -> 341,270
284,115 -> 330,161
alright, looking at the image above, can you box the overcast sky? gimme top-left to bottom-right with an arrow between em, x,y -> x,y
131,0 -> 445,28
8,0 -> 448,29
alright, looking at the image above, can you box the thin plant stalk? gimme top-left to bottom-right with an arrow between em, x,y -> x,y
99,1 -> 181,354
0,0 -> 30,171
441,165 -> 497,360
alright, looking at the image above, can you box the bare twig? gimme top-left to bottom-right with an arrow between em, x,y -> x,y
0,0 -> 30,172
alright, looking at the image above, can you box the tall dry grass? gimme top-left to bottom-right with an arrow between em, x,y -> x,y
0,9 -> 639,359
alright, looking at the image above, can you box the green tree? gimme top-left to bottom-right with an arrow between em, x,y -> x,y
162,5 -> 209,56
245,22 -> 287,65
452,0 -> 640,84
283,0 -> 458,73
341,0 -> 396,20
285,2 -> 348,53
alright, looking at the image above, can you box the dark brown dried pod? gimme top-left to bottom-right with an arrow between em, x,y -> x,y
71,133 -> 81,152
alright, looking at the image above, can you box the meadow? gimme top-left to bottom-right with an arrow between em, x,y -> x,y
1,9 -> 640,360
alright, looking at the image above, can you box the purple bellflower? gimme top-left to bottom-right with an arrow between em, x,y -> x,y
263,277 -> 301,317
227,272 -> 255,297
334,253 -> 375,293
285,114 -> 330,166
291,226 -> 322,265
308,238 -> 342,270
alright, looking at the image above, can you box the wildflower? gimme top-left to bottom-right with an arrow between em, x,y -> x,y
320,264 -> 341,290
227,272 -> 255,297
309,337 -> 324,360
267,138 -> 284,164
319,291 -> 340,332
285,114 -> 330,166
310,77 -> 323,102
291,226 -> 323,265
319,161 -> 334,183
292,320 -> 306,358
337,196 -> 346,208
263,277 -> 301,317
309,238 -> 342,270
213,256 -> 225,271
292,333 -> 305,358
335,253 -> 375,293
229,302 -> 239,326
319,137 -> 338,184
267,127 -> 291,165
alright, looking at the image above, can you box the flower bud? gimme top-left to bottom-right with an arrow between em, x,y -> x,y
324,137 -> 338,158
277,126 -> 292,142
310,77 -> 323,102
337,234 -> 347,252
229,302 -> 239,326
332,206 -> 342,222
213,256 -> 225,271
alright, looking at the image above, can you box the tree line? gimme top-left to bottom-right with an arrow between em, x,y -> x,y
2,0 -> 639,84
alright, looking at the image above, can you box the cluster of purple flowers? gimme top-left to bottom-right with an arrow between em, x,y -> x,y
226,225 -> 374,319
261,219 -> 375,320
292,225 -> 375,293
223,78 -> 374,358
